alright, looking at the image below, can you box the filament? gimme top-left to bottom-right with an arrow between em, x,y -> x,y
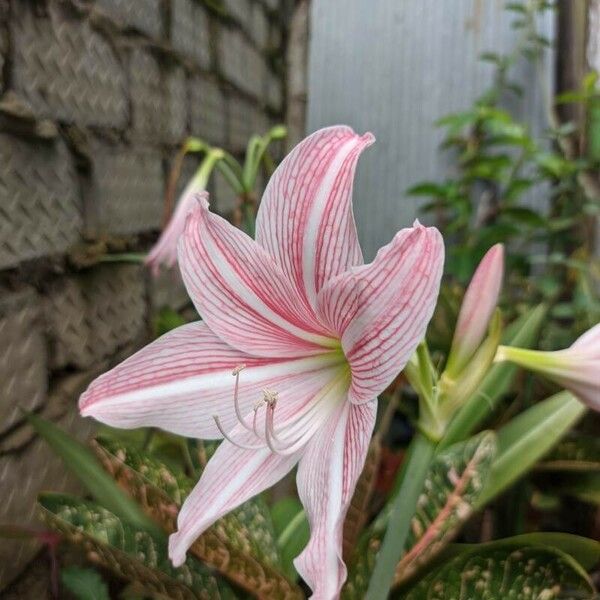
213,415 -> 263,450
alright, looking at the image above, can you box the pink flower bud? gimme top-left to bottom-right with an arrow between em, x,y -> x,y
446,244 -> 504,377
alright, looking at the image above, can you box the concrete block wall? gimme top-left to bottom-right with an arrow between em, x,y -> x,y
0,0 -> 287,589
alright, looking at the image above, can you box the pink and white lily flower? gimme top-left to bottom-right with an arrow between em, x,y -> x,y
496,323 -> 600,410
79,126 -> 444,598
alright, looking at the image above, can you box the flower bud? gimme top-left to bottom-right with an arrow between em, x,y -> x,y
446,244 -> 504,377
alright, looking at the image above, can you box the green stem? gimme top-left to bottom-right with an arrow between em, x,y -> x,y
216,159 -> 245,195
277,509 -> 306,549
365,433 -> 437,599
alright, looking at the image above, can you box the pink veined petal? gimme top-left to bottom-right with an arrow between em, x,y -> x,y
317,223 -> 445,404
79,320 -> 343,439
178,196 -> 336,358
169,431 -> 302,567
255,125 -> 374,310
571,322 -> 600,352
168,367 -> 350,568
294,400 -> 377,599
146,186 -> 208,276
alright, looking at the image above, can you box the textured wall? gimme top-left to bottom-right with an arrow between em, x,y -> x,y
307,0 -> 555,260
0,0 -> 286,589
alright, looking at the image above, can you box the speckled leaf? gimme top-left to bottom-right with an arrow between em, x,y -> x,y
93,437 -> 302,600
401,545 -> 595,600
38,493 -> 227,600
342,432 -> 497,599
537,434 -> 600,472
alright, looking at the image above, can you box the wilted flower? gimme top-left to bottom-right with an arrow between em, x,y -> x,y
79,126 -> 444,598
146,149 -> 223,276
496,323 -> 600,409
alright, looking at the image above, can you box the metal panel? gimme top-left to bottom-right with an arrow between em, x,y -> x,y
170,0 -> 211,69
307,0 -> 555,259
0,288 -> 47,435
86,141 -> 164,236
220,27 -> 267,98
11,1 -> 128,128
189,75 -> 228,146
95,0 -> 163,38
0,133 -> 82,269
44,266 -> 148,371
128,47 -> 188,144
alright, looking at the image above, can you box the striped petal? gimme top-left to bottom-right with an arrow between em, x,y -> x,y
169,431 -> 302,567
145,181 -> 208,276
294,400 -> 377,599
79,321 -> 343,438
255,126 -> 374,310
317,223 -> 444,404
178,195 -> 335,358
168,367 -> 351,568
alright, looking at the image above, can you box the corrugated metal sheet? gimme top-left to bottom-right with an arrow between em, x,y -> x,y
307,0 -> 555,259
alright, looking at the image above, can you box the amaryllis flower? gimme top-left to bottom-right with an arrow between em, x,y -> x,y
146,176 -> 209,276
445,244 -> 504,377
79,126 -> 444,598
496,323 -> 600,409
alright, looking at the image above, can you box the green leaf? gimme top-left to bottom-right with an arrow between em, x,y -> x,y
447,533 -> 600,571
343,432 -> 497,598
93,437 -> 302,598
440,304 -> 547,449
538,434 -> 600,472
26,413 -> 161,536
60,566 -> 110,600
153,307 -> 188,337
476,392 -> 586,507
501,206 -> 547,227
271,497 -> 310,580
39,493 -> 226,599
406,182 -> 448,197
402,545 -> 594,599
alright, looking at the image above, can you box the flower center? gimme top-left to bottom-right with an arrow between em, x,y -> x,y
213,362 -> 350,455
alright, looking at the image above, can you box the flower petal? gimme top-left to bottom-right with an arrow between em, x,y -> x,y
572,322 -> 600,352
79,321 -> 343,438
255,126 -> 374,309
294,400 -> 377,599
169,432 -> 302,567
317,223 -> 444,404
178,196 -> 335,358
145,180 -> 208,275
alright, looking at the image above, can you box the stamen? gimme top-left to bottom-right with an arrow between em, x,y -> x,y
231,364 -> 255,433
213,415 -> 264,450
252,401 -> 263,438
262,391 -> 315,456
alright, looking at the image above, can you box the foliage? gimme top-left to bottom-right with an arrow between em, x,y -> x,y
60,566 -> 110,600
401,544 -> 594,600
16,4 -> 600,598
39,493 -> 228,599
410,1 -> 600,348
343,432 -> 497,598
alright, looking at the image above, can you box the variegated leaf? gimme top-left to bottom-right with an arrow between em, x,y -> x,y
93,437 -> 302,600
342,432 -> 497,598
38,493 -> 227,600
401,545 -> 594,600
